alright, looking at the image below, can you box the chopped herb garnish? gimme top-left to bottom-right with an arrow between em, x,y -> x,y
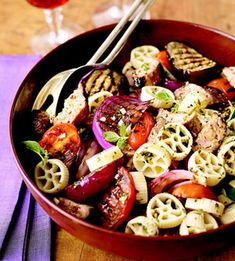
171,102 -> 180,113
153,90 -> 172,101
141,63 -> 149,71
103,131 -> 120,143
103,122 -> 128,149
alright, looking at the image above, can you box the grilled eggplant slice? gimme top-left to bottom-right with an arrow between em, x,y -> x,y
81,68 -> 125,97
166,41 -> 217,83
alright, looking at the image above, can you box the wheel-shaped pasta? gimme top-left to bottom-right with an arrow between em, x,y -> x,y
227,118 -> 235,135
133,143 -> 171,178
185,198 -> 225,217
130,45 -> 159,69
156,123 -> 193,161
88,91 -> 113,113
220,136 -> 235,147
34,158 -> 69,194
179,210 -> 218,236
218,141 -> 235,176
220,203 -> 235,225
125,216 -> 159,236
188,149 -> 226,186
146,192 -> 186,229
130,171 -> 148,204
140,86 -> 175,109
122,61 -> 133,74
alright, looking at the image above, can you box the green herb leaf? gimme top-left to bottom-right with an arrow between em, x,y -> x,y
103,123 -> 128,149
103,131 -> 120,143
22,140 -> 49,163
153,91 -> 171,101
117,137 -> 127,150
119,122 -> 127,137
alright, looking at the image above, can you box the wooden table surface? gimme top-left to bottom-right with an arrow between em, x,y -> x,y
1,0 -> 235,260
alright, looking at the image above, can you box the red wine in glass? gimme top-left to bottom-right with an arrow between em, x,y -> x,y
27,0 -> 84,55
27,0 -> 69,9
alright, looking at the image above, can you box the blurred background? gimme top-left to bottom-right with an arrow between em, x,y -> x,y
1,0 -> 234,54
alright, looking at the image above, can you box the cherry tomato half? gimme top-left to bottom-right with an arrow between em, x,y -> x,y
98,166 -> 136,230
39,123 -> 81,168
128,111 -> 154,150
170,182 -> 217,201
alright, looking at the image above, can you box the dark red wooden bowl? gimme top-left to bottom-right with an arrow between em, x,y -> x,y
9,20 -> 235,260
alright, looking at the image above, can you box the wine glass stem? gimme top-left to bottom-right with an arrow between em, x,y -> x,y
43,7 -> 63,44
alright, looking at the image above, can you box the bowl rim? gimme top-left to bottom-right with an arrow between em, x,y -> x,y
9,18 -> 235,242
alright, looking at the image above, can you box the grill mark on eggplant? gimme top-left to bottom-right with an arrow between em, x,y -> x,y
166,41 -> 216,74
84,69 -> 124,96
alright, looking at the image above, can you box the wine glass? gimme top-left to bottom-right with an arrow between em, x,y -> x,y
27,0 -> 84,55
92,0 -> 151,28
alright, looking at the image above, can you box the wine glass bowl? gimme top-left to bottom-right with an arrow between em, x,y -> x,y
92,0 -> 151,27
27,0 -> 69,9
27,0 -> 84,55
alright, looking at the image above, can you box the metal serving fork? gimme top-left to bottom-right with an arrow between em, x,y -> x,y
32,0 -> 154,117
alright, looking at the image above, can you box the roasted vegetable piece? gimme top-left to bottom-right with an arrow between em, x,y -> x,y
65,158 -> 123,203
31,110 -> 52,139
92,95 -> 148,149
156,50 -> 172,72
54,197 -> 93,219
39,123 -> 81,168
128,111 -> 154,150
75,139 -> 101,180
123,61 -> 162,89
166,41 -> 217,83
98,166 -> 136,230
207,78 -> 232,94
149,169 -> 193,197
80,68 -> 125,97
170,183 -> 217,200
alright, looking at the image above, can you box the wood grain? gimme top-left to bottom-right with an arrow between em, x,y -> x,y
1,0 -> 235,260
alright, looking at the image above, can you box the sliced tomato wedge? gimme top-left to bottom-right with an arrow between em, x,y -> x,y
156,50 -> 172,72
170,182 -> 217,201
39,123 -> 81,168
128,111 -> 154,150
207,78 -> 232,94
98,166 -> 136,230
226,91 -> 235,101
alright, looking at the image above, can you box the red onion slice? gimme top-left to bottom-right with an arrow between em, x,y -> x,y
92,95 -> 148,149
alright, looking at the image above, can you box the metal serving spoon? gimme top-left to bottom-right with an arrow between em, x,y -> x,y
32,0 -> 154,117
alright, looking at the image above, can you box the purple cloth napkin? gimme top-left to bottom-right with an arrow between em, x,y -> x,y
0,55 -> 53,260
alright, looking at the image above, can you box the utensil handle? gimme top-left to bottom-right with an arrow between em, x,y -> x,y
102,0 -> 154,65
87,0 -> 149,65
